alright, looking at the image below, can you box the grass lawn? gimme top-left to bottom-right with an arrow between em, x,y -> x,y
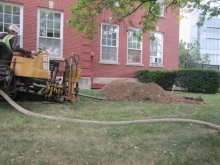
0,90 -> 220,165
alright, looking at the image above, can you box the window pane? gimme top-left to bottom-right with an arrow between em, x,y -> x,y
4,14 -> 11,23
157,52 -> 161,57
128,49 -> 141,63
128,42 -> 132,48
102,31 -> 106,38
112,39 -> 116,46
47,20 -> 53,28
4,5 -> 11,14
106,34 -> 111,39
13,6 -> 20,15
4,24 -> 9,32
0,23 -> 3,31
54,13 -> 60,21
102,39 -> 106,45
40,28 -> 46,36
39,37 -> 61,57
112,33 -> 116,39
132,42 -> 137,49
107,39 -> 111,46
102,24 -> 107,31
40,20 -> 46,28
13,15 -> 20,24
0,14 -> 3,22
102,46 -> 117,61
137,43 -> 140,49
54,30 -> 60,38
157,45 -> 161,51
0,4 -> 3,13
40,11 -> 46,19
54,21 -> 60,29
47,12 -> 53,20
47,29 -> 53,37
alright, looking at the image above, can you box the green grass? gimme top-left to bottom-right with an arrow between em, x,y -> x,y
0,90 -> 220,165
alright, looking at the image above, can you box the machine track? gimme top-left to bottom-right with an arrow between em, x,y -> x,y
1,89 -> 220,130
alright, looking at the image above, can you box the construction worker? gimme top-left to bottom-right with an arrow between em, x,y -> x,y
0,24 -> 36,58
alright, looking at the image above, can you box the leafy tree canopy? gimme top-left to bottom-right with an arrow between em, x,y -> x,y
179,40 -> 210,67
67,0 -> 220,39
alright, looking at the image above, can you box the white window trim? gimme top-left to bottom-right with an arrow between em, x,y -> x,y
37,8 -> 64,60
126,27 -> 143,65
0,2 -> 23,46
100,23 -> 119,64
150,31 -> 164,67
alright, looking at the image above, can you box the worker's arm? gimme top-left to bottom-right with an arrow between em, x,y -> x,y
10,37 -> 31,55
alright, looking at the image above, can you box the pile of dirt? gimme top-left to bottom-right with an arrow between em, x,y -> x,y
99,80 -> 204,104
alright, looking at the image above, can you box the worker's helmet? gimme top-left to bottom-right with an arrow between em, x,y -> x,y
8,25 -> 20,34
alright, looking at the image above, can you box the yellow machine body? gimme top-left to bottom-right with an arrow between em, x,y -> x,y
0,42 -> 81,102
10,51 -> 50,79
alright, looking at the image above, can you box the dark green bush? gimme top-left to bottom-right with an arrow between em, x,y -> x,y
137,70 -> 176,90
137,69 -> 220,94
175,69 -> 220,94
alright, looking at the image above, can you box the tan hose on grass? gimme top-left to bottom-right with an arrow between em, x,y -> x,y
1,89 -> 220,130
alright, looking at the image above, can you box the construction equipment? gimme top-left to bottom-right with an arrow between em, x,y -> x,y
0,42 -> 81,102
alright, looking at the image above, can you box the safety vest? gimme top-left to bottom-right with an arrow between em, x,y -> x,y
0,34 -> 15,51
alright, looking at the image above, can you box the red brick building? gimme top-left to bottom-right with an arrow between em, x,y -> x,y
1,0 -> 179,89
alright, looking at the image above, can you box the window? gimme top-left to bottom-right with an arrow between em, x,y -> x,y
127,28 -> 142,64
157,0 -> 164,17
150,32 -> 163,66
0,2 -> 23,45
37,8 -> 63,58
101,23 -> 119,62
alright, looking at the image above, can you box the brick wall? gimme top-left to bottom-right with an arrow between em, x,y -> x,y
4,0 -> 179,79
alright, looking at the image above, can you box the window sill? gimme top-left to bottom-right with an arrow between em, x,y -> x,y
49,57 -> 64,61
149,65 -> 164,68
126,63 -> 144,67
99,61 -> 120,65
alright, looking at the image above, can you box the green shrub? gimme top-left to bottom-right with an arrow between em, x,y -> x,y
137,69 -> 220,94
175,69 -> 220,94
137,70 -> 176,90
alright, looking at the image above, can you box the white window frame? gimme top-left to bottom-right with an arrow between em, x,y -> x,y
127,27 -> 143,65
37,8 -> 64,59
100,23 -> 119,64
0,2 -> 23,46
150,31 -> 163,66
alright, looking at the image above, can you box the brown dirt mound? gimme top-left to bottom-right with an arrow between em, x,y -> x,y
99,80 -> 203,104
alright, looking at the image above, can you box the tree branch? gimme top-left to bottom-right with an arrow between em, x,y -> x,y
118,2 -> 146,21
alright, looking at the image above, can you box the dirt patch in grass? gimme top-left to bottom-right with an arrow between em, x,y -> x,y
99,80 -> 204,104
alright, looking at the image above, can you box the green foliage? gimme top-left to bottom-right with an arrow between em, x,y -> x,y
137,70 -> 176,90
175,69 -> 220,94
180,0 -> 220,27
67,0 -> 220,39
179,40 -> 210,67
67,0 -> 164,39
137,69 -> 220,94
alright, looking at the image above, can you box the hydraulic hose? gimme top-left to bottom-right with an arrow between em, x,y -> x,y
1,89 -> 220,130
